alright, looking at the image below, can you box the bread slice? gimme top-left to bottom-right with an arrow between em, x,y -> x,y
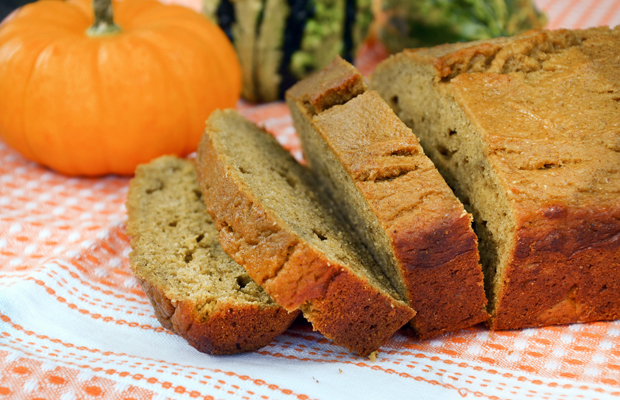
286,57 -> 488,339
196,110 -> 415,356
126,156 -> 298,354
371,27 -> 620,330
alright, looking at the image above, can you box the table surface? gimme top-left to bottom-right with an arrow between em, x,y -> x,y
1,1 -> 620,399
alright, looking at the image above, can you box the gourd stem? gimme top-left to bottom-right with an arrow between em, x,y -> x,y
87,0 -> 121,36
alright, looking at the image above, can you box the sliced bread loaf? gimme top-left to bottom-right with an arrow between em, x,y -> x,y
196,110 -> 415,356
286,57 -> 488,339
371,27 -> 620,330
126,156 -> 298,354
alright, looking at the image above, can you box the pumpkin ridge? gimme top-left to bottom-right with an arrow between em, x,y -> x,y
66,0 -> 93,21
130,31 -> 192,158
1,17 -> 86,41
18,38 -> 62,164
110,0 -> 149,27
134,19 -> 239,112
8,1 -> 89,30
32,38 -> 100,174
187,35 -> 236,149
120,3 -> 197,28
91,40 -> 110,175
145,30 -> 204,155
184,21 -> 241,105
64,40 -> 104,175
0,0 -> 241,176
180,25 -> 236,105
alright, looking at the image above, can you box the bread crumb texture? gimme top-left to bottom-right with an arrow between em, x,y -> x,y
126,156 -> 297,354
196,110 -> 414,356
287,57 -> 488,339
371,26 -> 620,330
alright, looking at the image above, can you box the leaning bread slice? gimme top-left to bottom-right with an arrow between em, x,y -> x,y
370,27 -> 620,330
286,57 -> 488,339
126,156 -> 298,354
196,110 -> 415,356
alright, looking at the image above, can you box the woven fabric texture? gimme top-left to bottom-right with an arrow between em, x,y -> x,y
1,1 -> 620,399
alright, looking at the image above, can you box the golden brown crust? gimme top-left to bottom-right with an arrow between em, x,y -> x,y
286,56 -> 368,115
196,111 -> 415,356
403,29 -> 582,81
393,209 -> 487,338
303,269 -> 415,355
196,127 -> 341,311
491,205 -> 620,330
126,156 -> 298,355
371,26 -> 620,331
136,275 -> 298,354
287,58 -> 488,339
449,28 -> 620,329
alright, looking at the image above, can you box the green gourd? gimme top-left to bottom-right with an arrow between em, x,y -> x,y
379,0 -> 547,53
202,0 -> 373,103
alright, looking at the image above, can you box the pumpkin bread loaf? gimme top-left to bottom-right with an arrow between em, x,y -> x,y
196,110 -> 415,356
286,57 -> 488,339
371,27 -> 620,330
126,156 -> 298,354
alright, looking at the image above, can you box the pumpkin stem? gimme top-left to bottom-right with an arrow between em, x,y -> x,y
87,0 -> 122,36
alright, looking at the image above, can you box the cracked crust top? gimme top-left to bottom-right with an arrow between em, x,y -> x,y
371,26 -> 620,330
287,57 -> 488,338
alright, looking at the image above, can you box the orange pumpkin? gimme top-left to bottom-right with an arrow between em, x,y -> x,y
0,0 -> 241,176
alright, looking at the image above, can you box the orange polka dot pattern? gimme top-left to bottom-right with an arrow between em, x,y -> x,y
1,1 -> 620,399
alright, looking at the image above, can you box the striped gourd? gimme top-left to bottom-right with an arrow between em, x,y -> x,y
203,0 -> 372,103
